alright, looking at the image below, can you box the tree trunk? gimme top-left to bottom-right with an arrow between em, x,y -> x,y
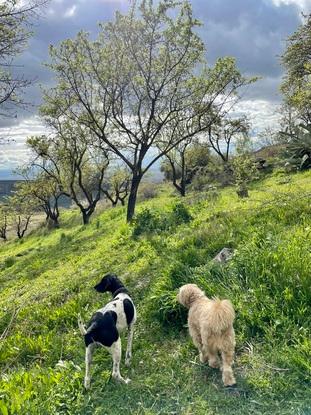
47,216 -> 59,229
82,211 -> 91,225
180,153 -> 186,197
126,175 -> 141,222
237,183 -> 249,198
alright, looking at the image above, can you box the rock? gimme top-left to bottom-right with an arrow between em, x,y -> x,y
213,247 -> 233,263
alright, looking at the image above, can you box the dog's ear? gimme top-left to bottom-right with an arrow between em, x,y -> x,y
94,274 -> 113,293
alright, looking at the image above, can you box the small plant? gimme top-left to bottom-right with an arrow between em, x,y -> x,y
4,256 -> 15,268
232,154 -> 258,198
132,203 -> 192,236
171,202 -> 192,224
132,208 -> 161,236
138,183 -> 159,201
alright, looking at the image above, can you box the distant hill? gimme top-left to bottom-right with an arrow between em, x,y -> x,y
0,179 -> 20,198
253,143 -> 286,159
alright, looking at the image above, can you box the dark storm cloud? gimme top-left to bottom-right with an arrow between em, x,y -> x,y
9,0 -> 301,125
192,0 -> 302,101
5,0 -> 131,127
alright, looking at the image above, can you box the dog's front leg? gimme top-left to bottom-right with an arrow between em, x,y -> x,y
110,338 -> 131,384
125,324 -> 134,367
84,343 -> 95,389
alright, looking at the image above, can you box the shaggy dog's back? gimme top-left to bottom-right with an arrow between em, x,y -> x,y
204,298 -> 235,334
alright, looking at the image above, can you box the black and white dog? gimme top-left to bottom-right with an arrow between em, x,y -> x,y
78,274 -> 136,389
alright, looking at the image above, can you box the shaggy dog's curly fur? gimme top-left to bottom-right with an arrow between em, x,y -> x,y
177,283 -> 236,387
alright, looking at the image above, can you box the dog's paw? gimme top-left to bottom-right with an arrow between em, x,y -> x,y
112,374 -> 131,384
199,352 -> 207,363
208,359 -> 220,369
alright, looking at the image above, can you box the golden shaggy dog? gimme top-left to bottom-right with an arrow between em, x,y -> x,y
177,283 -> 236,387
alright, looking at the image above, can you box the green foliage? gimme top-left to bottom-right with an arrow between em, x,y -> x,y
281,14 -> 311,122
40,0 -> 255,221
171,202 -> 192,224
132,202 -> 192,236
132,208 -> 161,236
281,124 -> 311,170
231,138 -> 258,197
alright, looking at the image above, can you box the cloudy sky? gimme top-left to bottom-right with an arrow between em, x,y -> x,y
0,0 -> 310,178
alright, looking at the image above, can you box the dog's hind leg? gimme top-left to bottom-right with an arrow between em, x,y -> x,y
189,324 -> 203,361
84,343 -> 95,389
221,347 -> 236,387
125,324 -> 134,367
203,343 -> 220,368
110,338 -> 130,384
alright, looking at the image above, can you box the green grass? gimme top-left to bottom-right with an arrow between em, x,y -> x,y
0,171 -> 310,414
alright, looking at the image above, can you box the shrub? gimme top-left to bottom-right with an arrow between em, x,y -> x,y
171,202 -> 192,224
138,182 -> 159,201
147,262 -> 193,325
132,202 -> 192,237
132,208 -> 162,237
4,256 -> 15,268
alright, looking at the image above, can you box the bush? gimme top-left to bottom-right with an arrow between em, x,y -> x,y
132,202 -> 192,236
138,182 -> 159,201
4,256 -> 15,268
171,202 -> 192,225
132,208 -> 162,237
147,262 -> 193,325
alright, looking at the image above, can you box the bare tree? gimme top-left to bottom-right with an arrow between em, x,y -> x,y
162,139 -> 211,196
8,191 -> 33,239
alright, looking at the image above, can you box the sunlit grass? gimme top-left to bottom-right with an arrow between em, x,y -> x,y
0,170 -> 310,414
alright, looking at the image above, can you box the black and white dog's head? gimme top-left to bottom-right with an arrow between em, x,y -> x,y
94,273 -> 128,297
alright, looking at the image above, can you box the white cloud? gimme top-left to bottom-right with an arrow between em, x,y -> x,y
0,117 -> 46,172
63,4 -> 77,18
270,0 -> 311,12
233,99 -> 281,134
0,100 -> 282,174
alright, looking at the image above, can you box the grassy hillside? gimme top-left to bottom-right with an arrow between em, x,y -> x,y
0,171 -> 310,415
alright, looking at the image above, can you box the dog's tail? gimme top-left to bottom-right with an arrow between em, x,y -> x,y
205,298 -> 235,334
78,314 -> 87,336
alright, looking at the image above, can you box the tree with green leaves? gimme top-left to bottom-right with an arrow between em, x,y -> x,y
281,14 -> 311,124
161,140 -> 211,196
0,0 -> 46,120
0,204 -> 9,241
41,0 -> 255,221
27,124 -> 109,225
102,168 -> 130,207
15,169 -> 64,228
231,136 -> 257,198
206,116 -> 250,163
